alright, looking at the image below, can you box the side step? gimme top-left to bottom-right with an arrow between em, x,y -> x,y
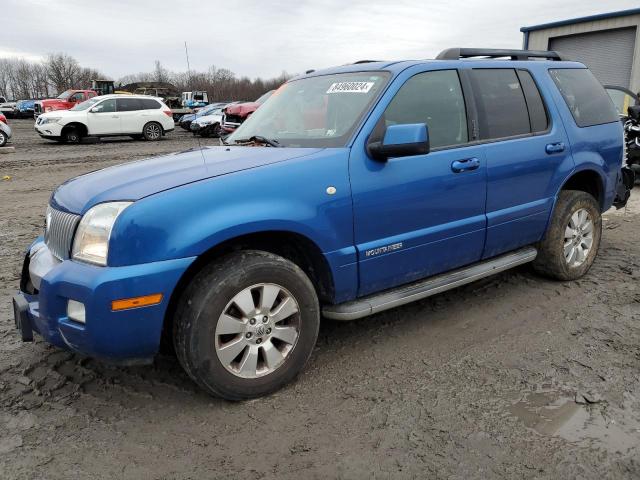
323,247 -> 537,321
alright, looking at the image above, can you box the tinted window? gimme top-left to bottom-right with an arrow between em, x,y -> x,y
139,98 -> 161,109
117,98 -> 142,112
517,70 -> 548,132
471,69 -> 530,139
382,70 -> 468,148
550,69 -> 619,127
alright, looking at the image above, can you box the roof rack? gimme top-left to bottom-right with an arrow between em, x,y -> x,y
436,48 -> 568,61
353,60 -> 380,64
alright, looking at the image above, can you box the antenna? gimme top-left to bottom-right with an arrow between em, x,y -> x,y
184,41 -> 192,86
184,41 -> 204,155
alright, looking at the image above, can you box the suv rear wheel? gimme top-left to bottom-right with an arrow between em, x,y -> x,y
142,122 -> 162,141
533,190 -> 602,280
0,131 -> 7,147
173,250 -> 320,400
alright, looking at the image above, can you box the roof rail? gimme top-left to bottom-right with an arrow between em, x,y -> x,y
353,60 -> 380,64
436,48 -> 568,61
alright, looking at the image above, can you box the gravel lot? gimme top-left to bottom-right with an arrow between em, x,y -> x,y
1,119 -> 640,479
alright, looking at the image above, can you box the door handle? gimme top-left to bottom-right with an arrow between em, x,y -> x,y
545,142 -> 565,154
451,157 -> 480,173
111,115 -> 119,118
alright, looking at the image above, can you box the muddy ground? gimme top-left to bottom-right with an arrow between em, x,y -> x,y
0,119 -> 639,479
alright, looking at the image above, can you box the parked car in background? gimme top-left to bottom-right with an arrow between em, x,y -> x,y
178,102 -> 233,130
13,49 -> 633,401
0,113 -> 12,147
34,90 -> 98,118
15,100 -> 36,119
220,91 -> 274,134
189,106 -> 225,137
0,101 -> 17,118
34,94 -> 174,143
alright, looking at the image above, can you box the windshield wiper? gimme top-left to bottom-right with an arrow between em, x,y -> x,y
232,135 -> 282,147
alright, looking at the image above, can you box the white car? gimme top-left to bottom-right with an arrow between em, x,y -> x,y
0,115 -> 11,147
34,94 -> 175,143
189,107 -> 225,137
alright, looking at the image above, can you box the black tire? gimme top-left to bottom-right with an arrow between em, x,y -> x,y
64,127 -> 82,144
0,131 -> 7,147
142,121 -> 162,141
533,190 -> 602,281
212,123 -> 222,138
173,250 -> 320,400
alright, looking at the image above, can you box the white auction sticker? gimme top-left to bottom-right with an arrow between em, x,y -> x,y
326,81 -> 374,94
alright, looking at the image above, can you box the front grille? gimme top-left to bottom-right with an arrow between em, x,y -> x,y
45,206 -> 81,260
223,114 -> 243,125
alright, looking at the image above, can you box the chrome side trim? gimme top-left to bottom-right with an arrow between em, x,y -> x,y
323,247 -> 538,321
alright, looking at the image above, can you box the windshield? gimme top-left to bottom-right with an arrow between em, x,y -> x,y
70,97 -> 101,111
57,90 -> 73,100
256,90 -> 274,104
227,72 -> 390,148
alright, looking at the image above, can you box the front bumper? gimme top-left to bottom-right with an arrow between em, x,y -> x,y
34,121 -> 63,138
13,238 -> 195,363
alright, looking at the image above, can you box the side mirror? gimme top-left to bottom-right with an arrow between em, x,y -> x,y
368,123 -> 430,161
89,107 -> 99,113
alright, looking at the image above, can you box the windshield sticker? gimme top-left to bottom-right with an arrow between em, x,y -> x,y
326,81 -> 375,94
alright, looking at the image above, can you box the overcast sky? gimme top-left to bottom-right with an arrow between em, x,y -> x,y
3,0 -> 639,80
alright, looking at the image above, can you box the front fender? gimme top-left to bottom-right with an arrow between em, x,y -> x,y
108,148 -> 357,284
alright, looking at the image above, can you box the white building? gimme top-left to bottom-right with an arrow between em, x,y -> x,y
521,8 -> 640,92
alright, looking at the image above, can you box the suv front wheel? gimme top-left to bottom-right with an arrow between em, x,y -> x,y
533,190 -> 602,280
173,250 -> 320,400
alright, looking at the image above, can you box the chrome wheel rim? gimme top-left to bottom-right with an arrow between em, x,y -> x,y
564,208 -> 594,267
215,283 -> 301,379
146,124 -> 161,139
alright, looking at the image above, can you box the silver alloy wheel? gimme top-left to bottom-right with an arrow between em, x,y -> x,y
215,283 -> 301,379
145,123 -> 161,140
564,208 -> 594,267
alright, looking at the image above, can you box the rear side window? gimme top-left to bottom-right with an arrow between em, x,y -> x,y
139,98 -> 161,109
517,70 -> 548,132
117,98 -> 142,112
382,69 -> 468,149
470,69 -> 531,139
549,69 -> 619,127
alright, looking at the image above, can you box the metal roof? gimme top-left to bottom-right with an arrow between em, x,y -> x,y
521,7 -> 640,32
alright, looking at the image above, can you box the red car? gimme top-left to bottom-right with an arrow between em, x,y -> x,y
34,89 -> 97,118
220,90 -> 274,134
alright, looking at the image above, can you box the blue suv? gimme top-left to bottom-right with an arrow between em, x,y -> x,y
13,49 -> 633,400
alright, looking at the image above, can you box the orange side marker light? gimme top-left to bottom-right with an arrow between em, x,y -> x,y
112,294 -> 163,311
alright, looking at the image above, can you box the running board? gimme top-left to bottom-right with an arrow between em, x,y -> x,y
323,247 -> 537,321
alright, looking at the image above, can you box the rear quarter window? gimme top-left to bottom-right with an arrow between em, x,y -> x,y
139,98 -> 161,109
549,69 -> 619,127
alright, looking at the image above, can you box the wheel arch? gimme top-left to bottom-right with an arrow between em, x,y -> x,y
61,122 -> 88,137
160,230 -> 335,352
559,167 -> 606,211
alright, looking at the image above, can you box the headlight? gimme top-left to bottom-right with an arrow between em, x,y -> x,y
72,202 -> 132,266
40,117 -> 61,124
199,120 -> 212,126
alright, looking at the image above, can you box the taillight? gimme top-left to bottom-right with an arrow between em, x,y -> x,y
0,116 -> 6,124
163,110 -> 173,118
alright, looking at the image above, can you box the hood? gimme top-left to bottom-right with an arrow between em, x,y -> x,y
195,113 -> 222,124
225,102 -> 259,117
51,146 -> 322,214
40,98 -> 69,106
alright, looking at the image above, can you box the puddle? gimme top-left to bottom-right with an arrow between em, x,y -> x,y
508,390 -> 640,455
